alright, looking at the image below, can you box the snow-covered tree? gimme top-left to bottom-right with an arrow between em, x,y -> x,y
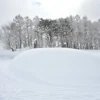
1,14 -> 100,50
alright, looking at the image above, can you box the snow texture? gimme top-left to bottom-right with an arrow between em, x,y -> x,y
0,48 -> 100,100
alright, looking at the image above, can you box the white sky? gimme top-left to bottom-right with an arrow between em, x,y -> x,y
0,0 -> 100,26
40,0 -> 84,18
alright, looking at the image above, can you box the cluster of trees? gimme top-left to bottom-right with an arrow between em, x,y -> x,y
1,14 -> 100,50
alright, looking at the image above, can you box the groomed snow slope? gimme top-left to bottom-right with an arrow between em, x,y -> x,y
1,48 -> 100,100
10,48 -> 100,86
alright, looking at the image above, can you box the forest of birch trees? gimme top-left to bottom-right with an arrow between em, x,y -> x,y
0,14 -> 100,50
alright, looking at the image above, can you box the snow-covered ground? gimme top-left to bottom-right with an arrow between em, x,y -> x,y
0,48 -> 100,100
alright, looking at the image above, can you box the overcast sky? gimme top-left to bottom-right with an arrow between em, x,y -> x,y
0,0 -> 100,26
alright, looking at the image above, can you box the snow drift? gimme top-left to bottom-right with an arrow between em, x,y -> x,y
9,48 -> 100,87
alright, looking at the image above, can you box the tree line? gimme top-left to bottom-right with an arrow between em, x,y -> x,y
0,14 -> 100,50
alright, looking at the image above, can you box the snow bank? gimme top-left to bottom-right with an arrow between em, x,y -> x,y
9,48 -> 100,87
0,50 -> 20,60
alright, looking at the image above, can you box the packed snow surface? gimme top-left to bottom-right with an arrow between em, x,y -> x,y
0,48 -> 100,100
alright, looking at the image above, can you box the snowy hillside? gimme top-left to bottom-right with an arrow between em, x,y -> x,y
0,48 -> 100,100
